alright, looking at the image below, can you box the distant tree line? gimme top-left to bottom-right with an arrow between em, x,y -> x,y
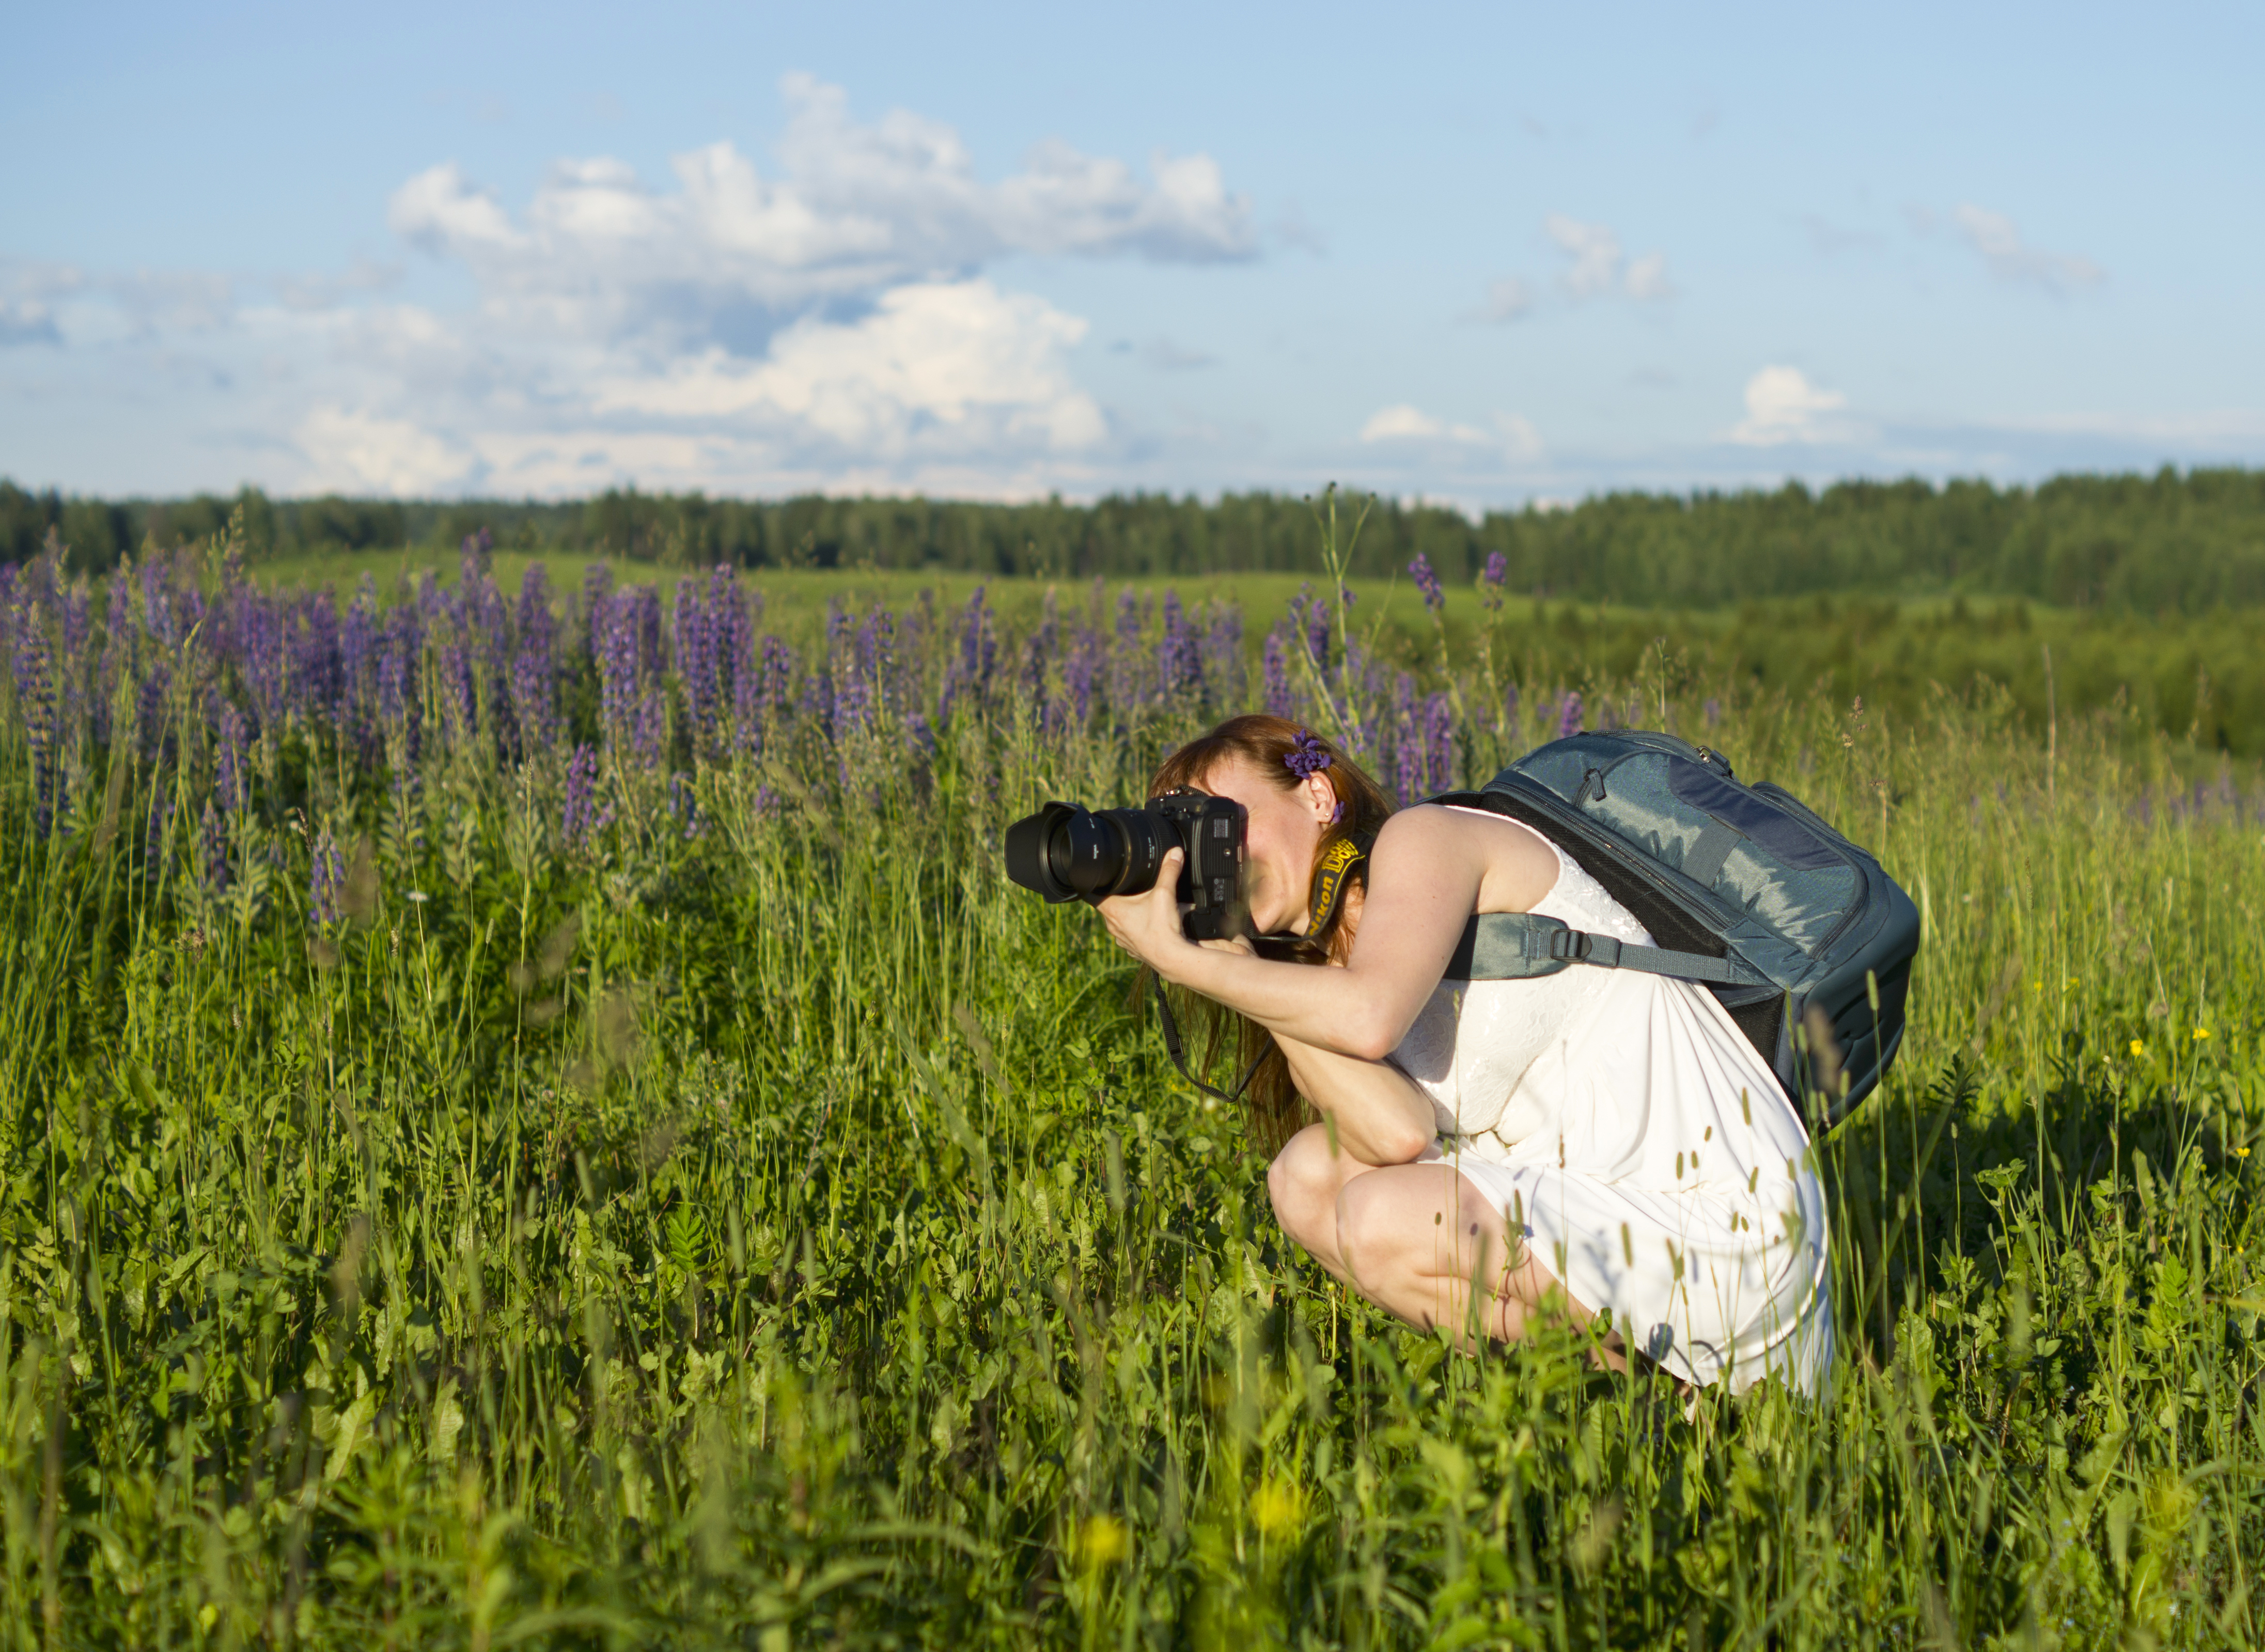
4,467 -> 2261,612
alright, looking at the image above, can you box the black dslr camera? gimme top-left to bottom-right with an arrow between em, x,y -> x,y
1004,789 -> 1250,941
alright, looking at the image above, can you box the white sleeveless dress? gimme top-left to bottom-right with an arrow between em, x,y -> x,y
1389,811 -> 1834,1394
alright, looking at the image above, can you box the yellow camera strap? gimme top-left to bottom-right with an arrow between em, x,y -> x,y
1307,832 -> 1372,932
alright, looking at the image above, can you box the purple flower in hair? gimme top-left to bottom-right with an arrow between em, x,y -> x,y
1283,729 -> 1333,780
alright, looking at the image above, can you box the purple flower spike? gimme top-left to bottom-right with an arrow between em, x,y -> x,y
562,744 -> 610,847
309,822 -> 343,928
1556,690 -> 1584,740
1410,553 -> 1445,613
1423,692 -> 1456,792
1158,590 -> 1202,704
1480,551 -> 1508,613
1262,626 -> 1294,720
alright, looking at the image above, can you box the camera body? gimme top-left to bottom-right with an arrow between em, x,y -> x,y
1004,788 -> 1251,941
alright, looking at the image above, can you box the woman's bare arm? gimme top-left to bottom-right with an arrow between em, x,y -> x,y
1099,806 -> 1555,1062
1272,1028 -> 1439,1163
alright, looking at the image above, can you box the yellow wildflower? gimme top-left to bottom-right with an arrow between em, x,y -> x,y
2129,1039 -> 2146,1057
1251,1480 -> 1306,1538
2194,1027 -> 2212,1042
1077,1515 -> 1128,1568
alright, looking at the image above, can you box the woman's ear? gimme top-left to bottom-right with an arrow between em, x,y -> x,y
1305,771 -> 1337,824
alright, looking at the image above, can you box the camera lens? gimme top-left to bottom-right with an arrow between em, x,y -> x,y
1004,802 -> 1174,903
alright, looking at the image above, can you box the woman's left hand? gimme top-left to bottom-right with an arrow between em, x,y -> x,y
1097,848 -> 1199,978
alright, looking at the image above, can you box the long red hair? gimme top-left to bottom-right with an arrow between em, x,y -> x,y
1147,715 -> 1395,1151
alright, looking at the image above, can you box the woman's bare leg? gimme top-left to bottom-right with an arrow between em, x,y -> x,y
1266,1121 -> 1386,1282
1271,1137 -> 1624,1365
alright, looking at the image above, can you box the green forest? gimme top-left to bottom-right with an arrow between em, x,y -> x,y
5,465 -> 2263,613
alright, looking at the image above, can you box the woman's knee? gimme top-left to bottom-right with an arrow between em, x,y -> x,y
1266,1126 -> 1341,1248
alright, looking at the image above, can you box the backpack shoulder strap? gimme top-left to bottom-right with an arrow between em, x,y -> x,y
1446,911 -> 1749,986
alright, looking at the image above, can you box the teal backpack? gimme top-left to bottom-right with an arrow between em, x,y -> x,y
1430,730 -> 1920,1126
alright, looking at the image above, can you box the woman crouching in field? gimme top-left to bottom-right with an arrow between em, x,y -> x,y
1097,714 -> 1832,1394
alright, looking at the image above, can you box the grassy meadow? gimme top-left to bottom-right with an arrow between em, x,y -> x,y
3,531 -> 2264,1648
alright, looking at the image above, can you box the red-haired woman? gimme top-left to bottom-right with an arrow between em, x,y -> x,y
1106,714 -> 1830,1393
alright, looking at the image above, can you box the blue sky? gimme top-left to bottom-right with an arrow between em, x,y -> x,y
4,0 -> 2259,506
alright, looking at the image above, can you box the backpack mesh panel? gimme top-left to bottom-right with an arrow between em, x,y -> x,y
1457,791 -> 1730,961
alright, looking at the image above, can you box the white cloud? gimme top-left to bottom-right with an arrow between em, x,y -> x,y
1623,252 -> 1674,301
1470,276 -> 1534,324
298,407 -> 477,495
1546,216 -> 1624,298
1360,405 -> 1541,463
0,298 -> 60,347
587,279 -> 1105,458
387,72 -> 1255,355
1533,216 -> 1675,305
1361,403 -> 1449,442
1949,204 -> 2104,295
5,76 -> 1261,498
1728,366 -> 1849,446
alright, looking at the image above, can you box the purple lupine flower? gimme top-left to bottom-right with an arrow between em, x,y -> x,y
903,712 -> 937,760
632,684 -> 665,768
581,565 -> 614,662
1202,606 -> 1243,706
759,634 -> 795,721
1158,591 -> 1202,705
1409,553 -> 1445,614
668,772 -> 703,839
1022,588 -> 1060,727
376,604 -> 421,767
1479,551 -> 1508,612
142,556 -> 176,649
595,593 -> 639,753
238,594 -> 289,739
517,565 -> 556,673
340,578 -> 379,747
56,583 -> 90,737
1064,626 -> 1100,727
1556,691 -> 1584,739
1262,626 -> 1294,720
1704,697 -> 1721,731
12,604 -> 58,836
631,584 -> 664,678
134,652 -> 171,762
435,623 -> 478,751
960,587 -> 996,696
561,744 -> 608,847
1305,595 -> 1330,669
1392,673 -> 1420,803
1423,692 -> 1455,792
1502,681 -> 1520,735
309,822 -> 343,928
198,800 -> 229,892
855,605 -> 895,722
213,698 -> 249,812
294,588 -> 343,733
143,781 -> 171,882
511,650 -> 554,757
94,566 -> 133,750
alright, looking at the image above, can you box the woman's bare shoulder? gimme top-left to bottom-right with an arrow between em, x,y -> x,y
1373,803 -> 1557,910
